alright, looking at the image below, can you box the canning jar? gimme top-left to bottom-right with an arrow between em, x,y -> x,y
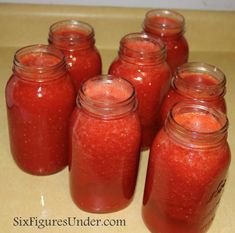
143,9 -> 189,72
143,101 -> 230,233
160,62 -> 227,128
109,32 -> 171,149
5,44 -> 76,175
49,19 -> 102,90
70,75 -> 141,213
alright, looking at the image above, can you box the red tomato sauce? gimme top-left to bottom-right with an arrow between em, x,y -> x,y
143,12 -> 189,72
49,21 -> 102,90
6,48 -> 76,175
160,71 -> 227,127
109,33 -> 171,149
143,108 -> 230,233
70,76 -> 141,213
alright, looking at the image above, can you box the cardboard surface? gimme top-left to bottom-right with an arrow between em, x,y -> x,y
0,4 -> 235,233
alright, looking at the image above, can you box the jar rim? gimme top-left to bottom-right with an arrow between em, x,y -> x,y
78,75 -> 137,119
119,32 -> 166,65
13,44 -> 66,82
144,9 -> 185,29
173,62 -> 226,95
165,101 -> 228,148
49,19 -> 94,42
14,44 -> 65,72
120,32 -> 166,55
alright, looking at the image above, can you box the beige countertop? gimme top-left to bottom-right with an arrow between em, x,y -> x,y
0,4 -> 235,233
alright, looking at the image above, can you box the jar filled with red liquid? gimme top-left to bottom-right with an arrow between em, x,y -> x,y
143,101 -> 230,233
70,75 -> 141,213
5,44 -> 76,175
49,20 -> 102,90
160,62 -> 227,128
143,9 -> 189,72
109,33 -> 171,149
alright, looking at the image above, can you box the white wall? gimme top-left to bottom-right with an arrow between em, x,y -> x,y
1,0 -> 235,11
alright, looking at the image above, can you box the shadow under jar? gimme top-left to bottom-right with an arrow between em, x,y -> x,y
142,101 -> 231,233
5,44 -> 76,175
109,32 -> 171,149
69,75 -> 141,213
143,9 -> 189,72
160,62 -> 227,128
49,19 -> 102,91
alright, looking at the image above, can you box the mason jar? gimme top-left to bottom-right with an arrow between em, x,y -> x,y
5,44 -> 76,175
143,101 -> 230,233
109,32 -> 171,149
49,19 -> 102,90
70,75 -> 141,213
160,62 -> 227,128
143,9 -> 189,72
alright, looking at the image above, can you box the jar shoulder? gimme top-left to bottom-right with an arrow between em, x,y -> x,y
72,108 -> 141,133
151,129 -> 231,169
5,74 -> 75,107
109,57 -> 171,77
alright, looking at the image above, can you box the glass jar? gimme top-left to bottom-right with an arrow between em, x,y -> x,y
49,19 -> 102,90
108,32 -> 171,149
160,62 -> 227,128
143,101 -> 230,233
70,75 -> 141,213
5,44 -> 76,175
143,9 -> 189,72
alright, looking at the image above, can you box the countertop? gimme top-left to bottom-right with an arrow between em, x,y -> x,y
0,4 -> 235,233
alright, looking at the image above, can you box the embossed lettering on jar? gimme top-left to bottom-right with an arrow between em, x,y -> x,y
70,75 -> 141,213
109,33 -> 171,149
5,44 -> 76,175
142,102 -> 231,233
143,9 -> 189,72
49,20 -> 102,90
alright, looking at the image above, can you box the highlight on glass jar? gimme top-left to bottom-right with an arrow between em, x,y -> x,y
160,62 -> 227,128
108,32 -> 171,149
48,19 -> 102,90
142,101 -> 231,233
143,9 -> 189,72
5,44 -> 76,175
69,75 -> 141,213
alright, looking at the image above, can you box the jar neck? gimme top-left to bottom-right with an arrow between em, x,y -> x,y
172,62 -> 226,100
165,102 -> 228,149
13,44 -> 67,82
143,9 -> 185,40
118,32 -> 166,66
49,20 -> 95,51
77,75 -> 137,119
